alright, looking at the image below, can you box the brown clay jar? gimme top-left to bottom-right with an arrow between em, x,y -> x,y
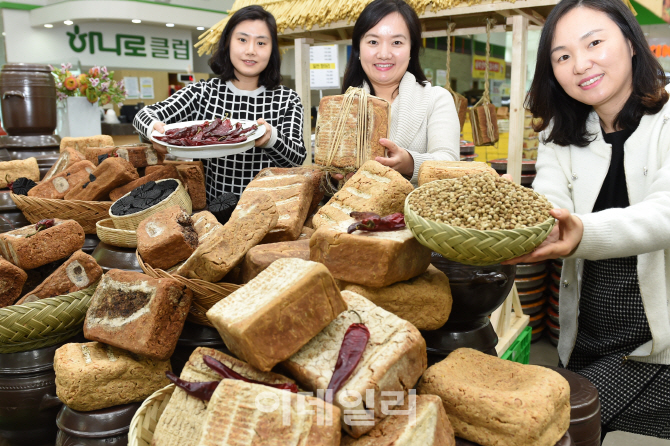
0,64 -> 57,136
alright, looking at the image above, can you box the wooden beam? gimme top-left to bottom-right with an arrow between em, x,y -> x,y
277,0 -> 558,37
419,0 -> 558,18
422,24 -> 508,37
294,38 -> 314,165
305,32 -> 338,42
512,8 -> 545,25
337,28 -> 349,40
506,15 -> 528,184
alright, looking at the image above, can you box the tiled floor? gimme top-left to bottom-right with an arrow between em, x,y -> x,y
529,334 -> 559,367
529,335 -> 670,445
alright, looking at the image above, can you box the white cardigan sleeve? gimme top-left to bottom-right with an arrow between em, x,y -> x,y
531,137 -> 575,212
407,87 -> 460,182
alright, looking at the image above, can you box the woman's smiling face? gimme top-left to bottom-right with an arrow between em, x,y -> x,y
359,12 -> 411,90
229,20 -> 272,84
550,7 -> 634,113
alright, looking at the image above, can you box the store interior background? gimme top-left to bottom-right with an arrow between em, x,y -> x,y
0,0 -> 667,159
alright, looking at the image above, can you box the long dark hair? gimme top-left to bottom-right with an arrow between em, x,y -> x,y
341,0 -> 428,94
209,5 -> 282,89
525,0 -> 667,147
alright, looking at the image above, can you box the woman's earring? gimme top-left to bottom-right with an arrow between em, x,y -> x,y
358,56 -> 361,60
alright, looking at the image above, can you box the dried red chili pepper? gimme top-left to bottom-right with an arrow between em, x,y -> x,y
26,219 -> 56,238
325,314 -> 370,403
165,371 -> 219,401
203,355 -> 299,393
347,212 -> 406,234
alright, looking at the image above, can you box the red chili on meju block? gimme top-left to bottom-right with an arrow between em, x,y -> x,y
155,117 -> 258,146
347,212 -> 406,234
326,318 -> 370,404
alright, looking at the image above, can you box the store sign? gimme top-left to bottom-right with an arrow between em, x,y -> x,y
3,9 -> 193,70
310,45 -> 339,89
471,56 -> 506,80
66,26 -> 190,61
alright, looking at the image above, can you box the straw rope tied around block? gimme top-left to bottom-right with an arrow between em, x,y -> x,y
316,87 -> 376,194
446,22 -> 468,132
469,17 -> 499,146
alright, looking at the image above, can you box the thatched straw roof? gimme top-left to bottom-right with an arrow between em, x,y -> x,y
196,0 -> 506,56
195,0 -> 636,56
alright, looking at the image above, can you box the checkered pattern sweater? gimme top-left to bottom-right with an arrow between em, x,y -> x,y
133,78 -> 306,201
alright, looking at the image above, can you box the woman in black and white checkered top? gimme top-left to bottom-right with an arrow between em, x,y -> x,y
133,6 -> 305,202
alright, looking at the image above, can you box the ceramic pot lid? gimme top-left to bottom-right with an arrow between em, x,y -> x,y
455,431 -> 573,446
91,242 -> 142,273
177,321 -> 225,347
515,261 -> 547,277
0,332 -> 84,374
56,401 -> 142,438
544,366 -> 601,422
0,135 -> 60,148
515,273 -> 547,291
519,285 -> 547,303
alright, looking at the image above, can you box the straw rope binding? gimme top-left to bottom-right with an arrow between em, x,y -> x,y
128,384 -> 175,446
136,252 -> 241,326
316,87 -> 380,194
96,218 -> 137,248
0,283 -> 98,354
445,21 -> 467,131
404,190 -> 554,266
10,194 -> 112,234
470,17 -> 499,146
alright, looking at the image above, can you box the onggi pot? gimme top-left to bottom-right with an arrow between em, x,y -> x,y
0,343 -> 66,445
421,253 -> 516,365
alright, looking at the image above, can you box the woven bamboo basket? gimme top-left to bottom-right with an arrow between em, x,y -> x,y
136,252 -> 241,326
96,218 -> 137,248
404,188 -> 555,266
10,194 -> 112,234
110,179 -> 192,231
129,384 -> 175,446
0,283 -> 98,354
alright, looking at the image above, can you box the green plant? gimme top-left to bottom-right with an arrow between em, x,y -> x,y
50,63 -> 127,105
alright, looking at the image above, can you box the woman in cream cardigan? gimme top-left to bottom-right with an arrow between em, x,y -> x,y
507,0 -> 670,438
338,0 -> 460,184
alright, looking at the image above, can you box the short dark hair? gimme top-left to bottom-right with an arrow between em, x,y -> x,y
525,0 -> 668,147
341,0 -> 428,95
209,5 -> 282,90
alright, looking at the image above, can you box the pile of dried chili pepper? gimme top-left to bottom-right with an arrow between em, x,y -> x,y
154,117 -> 258,147
347,212 -> 406,234
325,311 -> 370,404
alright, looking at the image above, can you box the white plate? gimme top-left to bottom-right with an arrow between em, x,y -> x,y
150,119 -> 266,159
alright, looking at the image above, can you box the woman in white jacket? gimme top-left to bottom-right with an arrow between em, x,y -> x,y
507,0 -> 670,439
338,0 -> 460,184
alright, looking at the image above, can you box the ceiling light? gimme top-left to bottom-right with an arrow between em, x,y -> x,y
132,19 -> 142,24
1,32 -> 5,37
64,20 -> 73,25
166,23 -> 175,27
197,26 -> 205,30
44,24 -> 53,28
